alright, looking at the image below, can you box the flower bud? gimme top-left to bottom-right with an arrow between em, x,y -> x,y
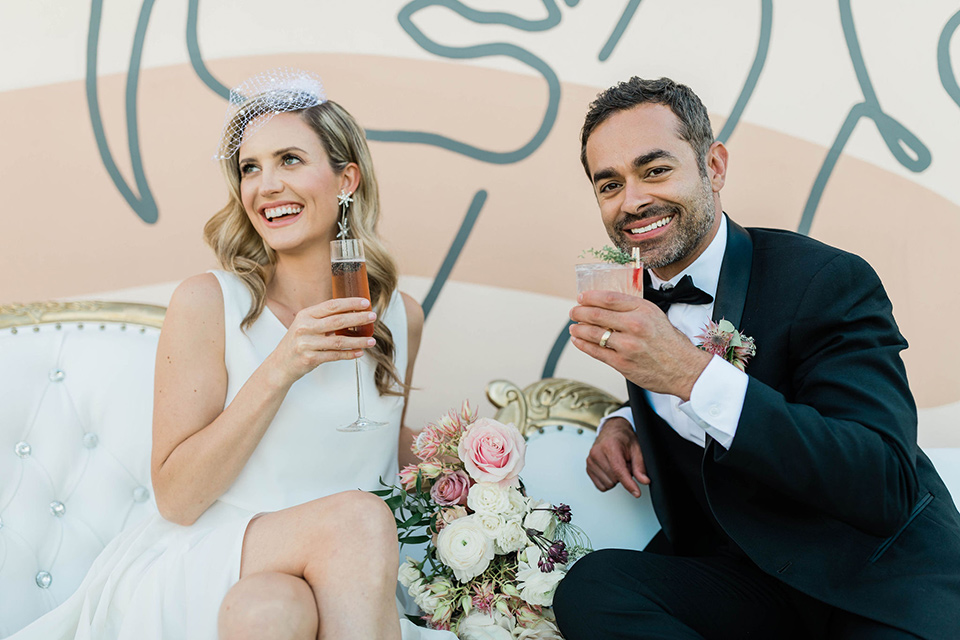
419,462 -> 444,479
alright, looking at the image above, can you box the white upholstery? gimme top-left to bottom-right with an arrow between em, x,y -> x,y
0,305 -> 162,638
926,448 -> 960,505
521,425 -> 660,551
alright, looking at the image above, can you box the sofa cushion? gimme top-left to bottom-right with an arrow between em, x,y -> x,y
0,302 -> 164,638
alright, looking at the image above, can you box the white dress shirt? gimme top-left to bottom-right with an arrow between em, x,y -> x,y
598,215 -> 749,449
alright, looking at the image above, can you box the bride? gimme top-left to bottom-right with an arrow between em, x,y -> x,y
12,69 -> 454,640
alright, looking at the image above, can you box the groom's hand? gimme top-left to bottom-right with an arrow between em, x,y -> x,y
569,291 -> 712,401
587,418 -> 650,497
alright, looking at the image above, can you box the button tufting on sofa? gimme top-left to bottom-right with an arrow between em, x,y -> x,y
49,501 -> 66,517
0,301 -> 167,637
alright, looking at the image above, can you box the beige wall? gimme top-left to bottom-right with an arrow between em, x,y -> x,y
2,2 -> 958,444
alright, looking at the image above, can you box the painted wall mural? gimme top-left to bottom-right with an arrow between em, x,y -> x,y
2,1 -> 958,445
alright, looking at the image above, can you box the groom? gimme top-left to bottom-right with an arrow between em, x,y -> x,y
553,76 -> 960,639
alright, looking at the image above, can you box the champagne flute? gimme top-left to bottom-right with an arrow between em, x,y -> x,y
330,239 -> 386,432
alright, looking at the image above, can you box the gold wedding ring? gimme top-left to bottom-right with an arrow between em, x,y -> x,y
599,329 -> 613,349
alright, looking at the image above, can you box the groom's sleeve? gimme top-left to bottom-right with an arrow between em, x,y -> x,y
597,405 -> 634,433
709,251 -> 917,538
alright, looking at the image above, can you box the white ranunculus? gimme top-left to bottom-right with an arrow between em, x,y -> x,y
414,585 -> 441,615
398,557 -> 422,588
495,519 -> 529,554
407,577 -> 426,599
468,482 -> 513,515
436,516 -> 496,582
476,512 -> 506,539
516,563 -> 565,607
457,612 -> 515,640
505,486 -> 529,517
523,500 -> 557,538
512,617 -> 563,640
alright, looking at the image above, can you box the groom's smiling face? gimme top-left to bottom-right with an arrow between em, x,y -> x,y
585,103 -> 724,280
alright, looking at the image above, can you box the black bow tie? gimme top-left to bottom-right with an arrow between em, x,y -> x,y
644,274 -> 714,312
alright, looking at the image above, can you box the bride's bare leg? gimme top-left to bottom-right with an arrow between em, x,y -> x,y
219,490 -> 402,640
219,572 -> 318,639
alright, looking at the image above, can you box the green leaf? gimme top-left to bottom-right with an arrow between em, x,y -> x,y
370,488 -> 394,497
580,245 -> 632,265
399,534 -> 431,544
718,319 -> 736,333
402,513 -> 424,528
729,331 -> 743,347
385,495 -> 404,512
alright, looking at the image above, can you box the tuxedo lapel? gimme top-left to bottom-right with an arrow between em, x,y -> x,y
712,215 -> 753,328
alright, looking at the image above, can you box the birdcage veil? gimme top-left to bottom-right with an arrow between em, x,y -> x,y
214,68 -> 326,160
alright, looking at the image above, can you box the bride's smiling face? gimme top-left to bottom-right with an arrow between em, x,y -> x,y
237,112 -> 353,254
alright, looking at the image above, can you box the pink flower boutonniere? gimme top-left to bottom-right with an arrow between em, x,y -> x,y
696,319 -> 757,372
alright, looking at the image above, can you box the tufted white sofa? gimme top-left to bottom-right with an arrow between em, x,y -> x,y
0,301 -> 164,638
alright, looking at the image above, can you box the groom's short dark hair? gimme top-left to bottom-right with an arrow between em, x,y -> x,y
580,77 -> 714,178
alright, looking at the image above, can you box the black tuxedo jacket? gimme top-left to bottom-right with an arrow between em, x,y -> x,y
628,216 -> 960,638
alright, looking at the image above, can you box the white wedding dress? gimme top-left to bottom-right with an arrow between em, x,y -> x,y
11,270 -> 454,640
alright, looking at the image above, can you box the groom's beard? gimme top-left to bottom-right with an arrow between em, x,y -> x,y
612,185 -> 715,270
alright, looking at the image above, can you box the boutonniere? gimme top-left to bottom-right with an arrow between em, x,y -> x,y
696,319 -> 756,372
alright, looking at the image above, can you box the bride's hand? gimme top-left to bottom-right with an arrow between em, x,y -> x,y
268,297 -> 376,386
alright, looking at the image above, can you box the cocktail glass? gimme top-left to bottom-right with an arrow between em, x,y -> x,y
575,262 -> 644,297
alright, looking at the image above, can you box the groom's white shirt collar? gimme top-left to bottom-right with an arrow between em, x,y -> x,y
646,213 -> 727,299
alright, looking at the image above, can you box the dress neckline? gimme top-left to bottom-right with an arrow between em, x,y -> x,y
261,303 -> 291,331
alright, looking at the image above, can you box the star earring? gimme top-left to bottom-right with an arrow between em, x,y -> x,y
336,189 -> 354,239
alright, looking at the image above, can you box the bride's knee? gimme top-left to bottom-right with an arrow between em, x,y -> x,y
218,572 -> 317,640
322,490 -> 395,537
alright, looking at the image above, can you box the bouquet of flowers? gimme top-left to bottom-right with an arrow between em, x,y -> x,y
376,402 -> 589,639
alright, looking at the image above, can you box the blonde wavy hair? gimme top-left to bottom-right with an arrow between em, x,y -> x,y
204,98 -> 404,396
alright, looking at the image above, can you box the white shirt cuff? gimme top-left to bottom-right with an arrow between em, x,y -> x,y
597,406 -> 635,433
678,355 -> 748,449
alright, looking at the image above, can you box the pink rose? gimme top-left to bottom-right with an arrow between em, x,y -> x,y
457,418 -> 526,487
431,470 -> 471,506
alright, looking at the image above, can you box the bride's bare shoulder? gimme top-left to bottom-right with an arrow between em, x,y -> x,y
162,273 -> 224,338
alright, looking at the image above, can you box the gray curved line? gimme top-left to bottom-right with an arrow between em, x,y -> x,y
598,0 -> 643,62
798,0 -> 931,235
187,0 -> 230,99
563,0 -> 580,6
400,0 -> 562,31
839,0 -> 878,105
839,0 -> 929,170
797,103 -> 867,236
421,190 -> 486,319
371,1 -> 560,164
716,0 -> 772,143
938,9 -> 960,108
86,0 -> 158,224
542,319 -> 575,379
